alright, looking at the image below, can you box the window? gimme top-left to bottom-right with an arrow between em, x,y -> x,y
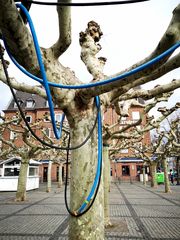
46,101 -> 49,107
136,125 -> 141,131
26,100 -> 34,108
10,131 -> 16,140
132,111 -> 140,120
44,128 -> 51,138
135,143 -> 142,153
121,116 -> 127,121
122,166 -> 130,176
44,112 -> 50,122
137,165 -> 143,175
25,115 -> 32,123
14,100 -> 22,108
12,116 -> 18,125
29,167 -> 38,176
27,131 -> 31,139
4,167 -> 20,176
120,149 -> 128,153
55,114 -> 62,123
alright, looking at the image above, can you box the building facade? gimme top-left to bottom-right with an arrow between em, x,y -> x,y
2,91 -> 151,183
104,103 -> 151,182
2,91 -> 67,183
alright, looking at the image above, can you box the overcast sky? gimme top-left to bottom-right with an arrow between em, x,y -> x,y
0,0 -> 179,117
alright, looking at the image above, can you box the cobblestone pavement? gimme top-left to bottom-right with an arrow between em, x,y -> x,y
0,182 -> 179,240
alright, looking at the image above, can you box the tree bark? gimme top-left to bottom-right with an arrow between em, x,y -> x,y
16,160 -> 28,201
162,158 -> 171,193
103,145 -> 112,228
46,161 -> 52,193
69,116 -> 104,240
150,162 -> 157,188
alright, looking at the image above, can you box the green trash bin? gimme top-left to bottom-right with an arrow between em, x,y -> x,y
156,172 -> 164,184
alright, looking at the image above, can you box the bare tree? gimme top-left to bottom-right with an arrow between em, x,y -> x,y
0,113 -> 67,200
0,1 -> 180,239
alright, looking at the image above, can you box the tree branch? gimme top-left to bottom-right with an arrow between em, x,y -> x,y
51,0 -> 72,58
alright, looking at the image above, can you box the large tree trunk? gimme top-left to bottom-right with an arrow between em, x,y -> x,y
46,160 -> 52,193
57,164 -> 63,188
16,160 -> 28,201
103,145 -> 112,228
162,158 -> 171,193
69,116 -> 104,240
150,162 -> 157,188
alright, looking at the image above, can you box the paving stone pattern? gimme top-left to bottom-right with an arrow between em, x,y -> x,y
0,182 -> 179,239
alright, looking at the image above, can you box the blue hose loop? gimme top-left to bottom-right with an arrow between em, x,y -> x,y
15,3 -> 63,139
77,96 -> 102,214
4,37 -> 180,89
3,2 -> 180,214
5,3 -> 102,214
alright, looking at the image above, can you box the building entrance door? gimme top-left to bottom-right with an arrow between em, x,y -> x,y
43,167 -> 48,182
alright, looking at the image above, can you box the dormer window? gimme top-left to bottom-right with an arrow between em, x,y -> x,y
46,101 -> 49,107
14,100 -> 23,108
26,100 -> 35,108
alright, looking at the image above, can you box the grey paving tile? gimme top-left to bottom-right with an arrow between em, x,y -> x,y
133,205 -> 180,218
0,236 -> 50,240
141,217 -> 180,239
110,205 -> 131,217
16,204 -> 67,215
0,205 -> 27,215
0,215 -> 66,235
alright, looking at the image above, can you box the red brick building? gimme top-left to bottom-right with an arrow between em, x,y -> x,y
2,91 -> 68,183
2,91 -> 151,183
104,102 -> 151,182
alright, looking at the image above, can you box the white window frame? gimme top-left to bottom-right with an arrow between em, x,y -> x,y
44,128 -> 51,138
135,143 -> 142,153
14,100 -> 22,108
55,114 -> 62,123
10,131 -> 16,140
132,111 -> 140,120
120,149 -> 128,154
46,100 -> 49,107
26,100 -> 34,108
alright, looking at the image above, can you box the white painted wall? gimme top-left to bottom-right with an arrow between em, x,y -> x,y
0,176 -> 39,191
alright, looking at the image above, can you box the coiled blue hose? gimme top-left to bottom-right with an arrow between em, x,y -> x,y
3,3 -> 180,214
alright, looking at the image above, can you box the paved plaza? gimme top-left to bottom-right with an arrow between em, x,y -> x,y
0,182 -> 179,240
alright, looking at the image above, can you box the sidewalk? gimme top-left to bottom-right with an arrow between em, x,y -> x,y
0,182 -> 179,239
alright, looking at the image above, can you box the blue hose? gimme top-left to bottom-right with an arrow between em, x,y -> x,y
4,4 -> 180,91
77,96 -> 102,214
3,3 -> 180,214
5,37 -> 180,89
13,3 -> 102,213
15,3 -> 64,139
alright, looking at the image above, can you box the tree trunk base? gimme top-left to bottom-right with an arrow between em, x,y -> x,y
105,221 -> 113,229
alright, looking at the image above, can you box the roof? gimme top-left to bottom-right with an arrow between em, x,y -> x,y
114,157 -> 143,163
5,90 -> 47,111
0,157 -> 41,166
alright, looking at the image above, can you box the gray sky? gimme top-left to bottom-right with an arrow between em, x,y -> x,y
0,0 -> 179,117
